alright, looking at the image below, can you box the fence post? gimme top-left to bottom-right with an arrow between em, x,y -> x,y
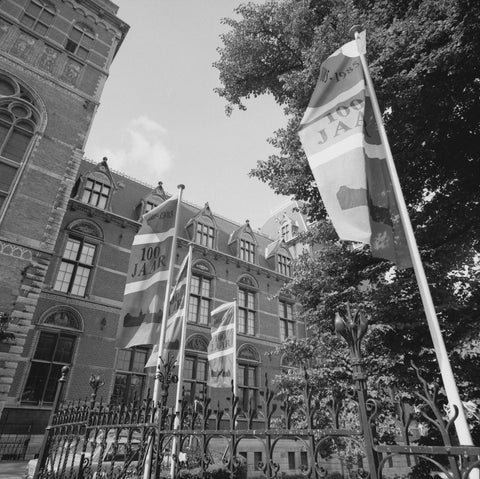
335,306 -> 380,479
77,374 -> 105,479
33,365 -> 70,479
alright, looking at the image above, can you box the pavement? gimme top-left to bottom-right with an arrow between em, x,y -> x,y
0,461 -> 27,478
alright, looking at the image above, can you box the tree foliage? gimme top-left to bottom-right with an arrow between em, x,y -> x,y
215,0 -> 480,435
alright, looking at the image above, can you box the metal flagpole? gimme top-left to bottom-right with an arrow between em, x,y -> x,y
233,299 -> 237,394
351,27 -> 473,446
170,243 -> 193,478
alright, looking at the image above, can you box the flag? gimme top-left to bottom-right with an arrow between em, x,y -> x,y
298,32 -> 411,268
208,301 -> 236,388
118,196 -> 178,348
145,250 -> 191,368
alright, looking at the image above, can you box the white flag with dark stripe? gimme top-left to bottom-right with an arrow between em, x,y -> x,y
118,196 -> 178,348
298,32 -> 411,268
208,301 -> 236,388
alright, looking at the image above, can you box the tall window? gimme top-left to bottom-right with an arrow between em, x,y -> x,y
184,355 -> 208,402
21,0 -> 55,35
240,238 -> 255,263
238,289 -> 256,335
65,23 -> 95,60
238,345 -> 260,415
196,222 -> 215,248
279,300 -> 295,341
111,348 -> 149,405
278,254 -> 292,276
81,178 -> 111,209
22,308 -> 81,405
21,331 -> 75,404
54,236 -> 96,296
188,273 -> 212,325
183,335 -> 209,403
288,452 -> 296,470
0,76 -> 39,211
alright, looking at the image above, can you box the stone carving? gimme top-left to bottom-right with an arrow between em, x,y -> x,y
37,45 -> 59,74
10,32 -> 35,61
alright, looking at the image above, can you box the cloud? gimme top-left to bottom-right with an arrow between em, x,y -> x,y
86,116 -> 173,184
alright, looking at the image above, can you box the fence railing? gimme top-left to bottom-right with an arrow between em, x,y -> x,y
33,311 -> 480,479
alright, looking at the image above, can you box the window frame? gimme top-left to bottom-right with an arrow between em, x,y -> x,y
21,309 -> 82,406
183,354 -> 208,403
20,0 -> 56,36
64,23 -> 95,61
111,347 -> 150,405
81,177 -> 112,209
188,264 -> 214,325
53,234 -> 99,297
277,253 -> 292,276
279,300 -> 295,341
0,77 -> 40,213
238,288 -> 256,336
195,221 -> 215,249
239,237 -> 256,263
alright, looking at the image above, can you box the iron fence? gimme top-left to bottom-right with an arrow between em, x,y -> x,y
33,312 -> 480,479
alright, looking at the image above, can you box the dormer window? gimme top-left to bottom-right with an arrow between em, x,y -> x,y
196,221 -> 214,248
137,182 -> 167,220
145,201 -> 156,213
65,23 -> 95,60
186,203 -> 217,250
240,238 -> 255,263
81,177 -> 111,209
278,254 -> 292,276
74,158 -> 116,211
229,221 -> 257,264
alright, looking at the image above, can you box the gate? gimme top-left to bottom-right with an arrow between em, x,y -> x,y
33,312 -> 480,478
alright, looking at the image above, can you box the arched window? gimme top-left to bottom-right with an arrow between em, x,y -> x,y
0,74 -> 40,211
237,275 -> 258,336
21,0 -> 56,35
188,260 -> 214,325
184,335 -> 209,402
21,307 -> 82,405
238,344 -> 260,415
65,22 -> 95,60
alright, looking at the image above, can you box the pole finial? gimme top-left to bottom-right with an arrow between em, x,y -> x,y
349,25 -> 363,38
177,184 -> 185,191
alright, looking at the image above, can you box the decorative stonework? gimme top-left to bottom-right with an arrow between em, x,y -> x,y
60,58 -> 82,86
0,240 -> 33,261
37,45 -> 59,75
10,32 -> 35,61
186,335 -> 209,352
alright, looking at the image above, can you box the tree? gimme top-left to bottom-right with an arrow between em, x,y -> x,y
215,0 -> 480,438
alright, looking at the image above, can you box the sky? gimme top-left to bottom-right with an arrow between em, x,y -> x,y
84,0 -> 291,230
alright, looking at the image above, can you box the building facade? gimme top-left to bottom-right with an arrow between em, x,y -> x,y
0,0 -> 128,438
0,156 -> 306,460
0,0 -> 310,466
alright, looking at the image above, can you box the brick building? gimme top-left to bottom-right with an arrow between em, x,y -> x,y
0,0 -> 128,450
0,156 -> 308,460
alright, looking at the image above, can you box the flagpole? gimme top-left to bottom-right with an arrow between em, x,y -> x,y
233,299 -> 237,395
170,243 -> 193,478
351,27 -> 473,446
152,184 -> 185,404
